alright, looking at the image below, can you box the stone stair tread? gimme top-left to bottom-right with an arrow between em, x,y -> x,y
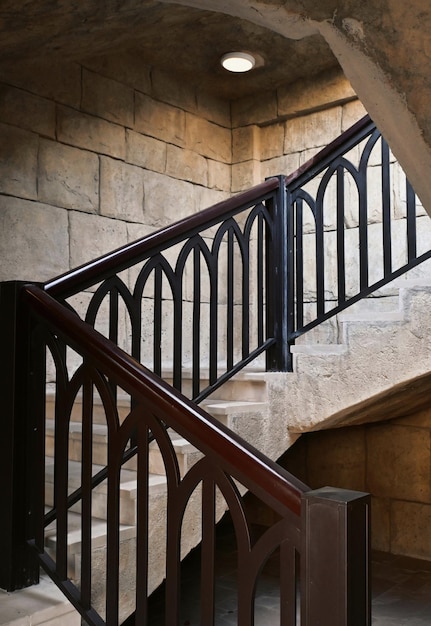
161,367 -> 266,380
290,344 -> 347,355
391,277 -> 431,289
45,419 -> 108,439
149,434 -> 196,454
201,399 -> 267,415
338,310 -> 404,322
44,458 -> 137,493
45,510 -> 136,554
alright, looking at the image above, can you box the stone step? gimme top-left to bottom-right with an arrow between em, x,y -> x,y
338,310 -> 404,324
293,277 -> 431,347
45,389 -> 131,426
44,510 -> 137,583
290,343 -> 347,356
44,458 -> 147,525
0,573 -> 79,626
45,419 -> 115,467
283,281 -> 431,435
42,478 -> 170,622
149,429 -> 203,477
41,368 -> 270,621
162,368 -> 268,402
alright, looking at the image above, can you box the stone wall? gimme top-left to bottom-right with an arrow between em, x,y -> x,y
3,57 -> 424,370
231,67 -> 363,191
0,52 -> 231,284
232,67 -> 431,347
280,409 -> 431,561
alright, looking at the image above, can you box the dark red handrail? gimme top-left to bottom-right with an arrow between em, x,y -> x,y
23,283 -> 307,519
44,177 -> 280,299
285,114 -> 372,186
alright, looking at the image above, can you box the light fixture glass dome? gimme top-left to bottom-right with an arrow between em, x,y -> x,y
221,52 -> 256,73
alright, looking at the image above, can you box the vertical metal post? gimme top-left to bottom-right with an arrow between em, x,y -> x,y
0,281 -> 39,591
266,175 -> 292,371
301,487 -> 371,626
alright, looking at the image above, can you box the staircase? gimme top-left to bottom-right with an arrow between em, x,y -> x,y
3,115 -> 427,625
6,273 -> 431,625
29,369 -> 270,623
286,273 -> 431,434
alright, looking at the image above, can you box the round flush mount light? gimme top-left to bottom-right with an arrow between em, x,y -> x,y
221,52 -> 256,73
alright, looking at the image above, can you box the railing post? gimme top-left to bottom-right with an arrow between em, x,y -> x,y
0,281 -> 39,590
301,486 -> 371,626
266,175 -> 293,371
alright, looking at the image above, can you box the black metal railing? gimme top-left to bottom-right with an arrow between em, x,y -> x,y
21,283 -> 369,626
39,116 -> 431,384
44,178 -> 283,402
285,115 -> 431,349
2,113 -> 430,624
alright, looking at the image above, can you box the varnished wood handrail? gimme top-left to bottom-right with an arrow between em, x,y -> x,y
285,114 -> 373,186
23,283 -> 308,520
44,178 -> 280,299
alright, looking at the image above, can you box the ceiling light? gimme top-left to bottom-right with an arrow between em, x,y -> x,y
221,52 -> 256,73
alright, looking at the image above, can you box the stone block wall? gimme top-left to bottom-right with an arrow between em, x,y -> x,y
0,56 -> 372,371
0,53 -> 231,284
2,56 -> 421,371
232,68 -> 431,350
280,409 -> 431,561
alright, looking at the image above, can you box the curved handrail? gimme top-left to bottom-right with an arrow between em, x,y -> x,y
23,283 -> 308,519
285,114 -> 373,187
44,177 -> 280,299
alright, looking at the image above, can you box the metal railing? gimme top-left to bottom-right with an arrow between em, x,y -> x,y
2,113 -> 430,624
44,178 -> 283,402
285,115 -> 431,350
19,283 -> 369,626
38,117 -> 431,382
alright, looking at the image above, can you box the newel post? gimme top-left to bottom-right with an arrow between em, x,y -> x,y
0,281 -> 39,590
266,175 -> 293,372
301,487 -> 371,626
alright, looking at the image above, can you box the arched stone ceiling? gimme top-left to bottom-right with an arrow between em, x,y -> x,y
2,0 -> 431,213
0,2 -> 338,101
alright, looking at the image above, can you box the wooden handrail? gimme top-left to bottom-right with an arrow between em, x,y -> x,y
44,177 -> 280,299
285,114 -> 373,186
23,283 -> 308,519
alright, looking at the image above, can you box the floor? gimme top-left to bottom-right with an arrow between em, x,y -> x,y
147,520 -> 431,625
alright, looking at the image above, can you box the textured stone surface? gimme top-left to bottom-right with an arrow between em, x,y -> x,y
82,68 -> 134,127
185,113 -> 231,162
57,105 -> 126,159
367,424 -> 431,502
166,144 -> 208,185
126,130 -> 167,174
135,93 -> 186,147
69,211 -> 128,268
0,83 -> 56,138
0,196 -> 69,281
306,427 -> 366,492
207,158 -> 231,191
278,68 -> 356,119
284,107 -> 343,154
38,139 -> 99,212
100,156 -> 145,222
280,404 -> 431,558
0,59 -> 82,108
391,501 -> 431,560
231,160 -> 261,192
0,573 -> 79,626
0,122 -> 38,199
141,170 -> 196,226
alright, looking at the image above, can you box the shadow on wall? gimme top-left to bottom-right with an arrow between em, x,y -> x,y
272,409 -> 431,561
